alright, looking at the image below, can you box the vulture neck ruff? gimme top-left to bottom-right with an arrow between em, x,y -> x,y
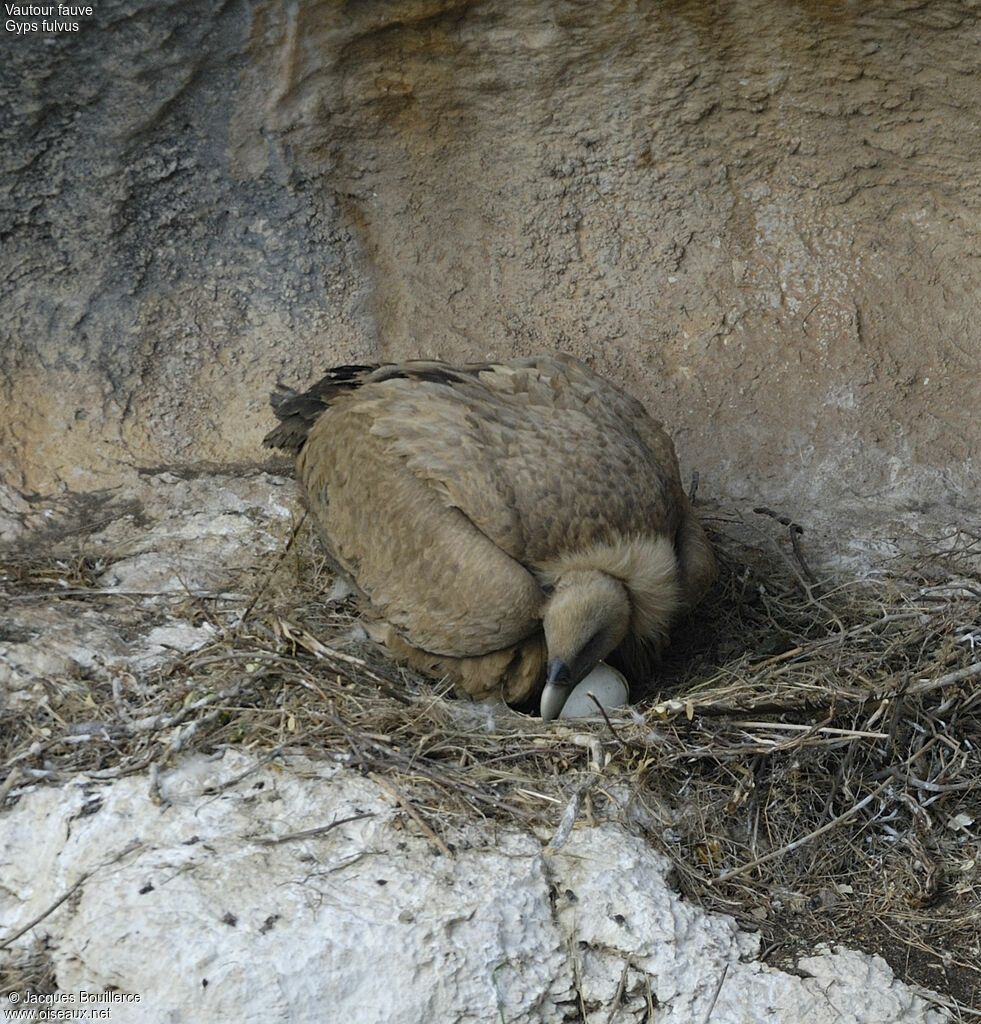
537,534 -> 680,646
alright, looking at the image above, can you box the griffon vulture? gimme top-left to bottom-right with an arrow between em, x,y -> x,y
264,353 -> 716,719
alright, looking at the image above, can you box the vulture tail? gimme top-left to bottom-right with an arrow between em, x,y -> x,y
263,364 -> 376,452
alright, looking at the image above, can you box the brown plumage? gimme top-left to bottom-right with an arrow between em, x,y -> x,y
263,353 -> 716,718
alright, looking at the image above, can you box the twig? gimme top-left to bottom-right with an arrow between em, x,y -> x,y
731,721 -> 890,741
753,506 -> 817,584
606,961 -> 631,1024
748,646 -> 803,670
569,932 -> 587,1024
587,692 -> 629,748
711,777 -> 893,884
905,661 -> 981,696
789,527 -> 817,585
327,709 -> 533,822
238,511 -> 308,626
201,747 -> 286,795
545,777 -> 598,852
254,812 -> 375,846
274,618 -> 412,704
701,962 -> 729,1024
0,766 -> 22,805
882,767 -> 976,794
368,771 -> 453,857
0,840 -> 143,950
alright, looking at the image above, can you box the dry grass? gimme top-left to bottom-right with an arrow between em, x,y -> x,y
1,504 -> 980,1015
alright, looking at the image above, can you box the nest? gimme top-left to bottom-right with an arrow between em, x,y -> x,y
1,503 -> 980,1016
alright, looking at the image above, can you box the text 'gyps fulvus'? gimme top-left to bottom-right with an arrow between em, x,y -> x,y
264,354 -> 716,719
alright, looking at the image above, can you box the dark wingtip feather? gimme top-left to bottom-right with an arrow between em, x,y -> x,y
263,365 -> 380,453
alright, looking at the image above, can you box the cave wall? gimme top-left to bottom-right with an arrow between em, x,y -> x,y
2,0 -> 979,539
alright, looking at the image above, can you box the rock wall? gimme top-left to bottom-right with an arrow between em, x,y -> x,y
1,0 -> 979,541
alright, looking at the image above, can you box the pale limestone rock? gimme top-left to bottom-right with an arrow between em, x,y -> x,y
0,752 -> 947,1024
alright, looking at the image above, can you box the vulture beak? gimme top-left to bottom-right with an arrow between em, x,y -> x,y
540,658 -> 572,720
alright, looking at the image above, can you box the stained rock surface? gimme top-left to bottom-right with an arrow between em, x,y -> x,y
2,0 -> 979,541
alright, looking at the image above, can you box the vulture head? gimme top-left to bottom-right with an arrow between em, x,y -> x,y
540,570 -> 631,720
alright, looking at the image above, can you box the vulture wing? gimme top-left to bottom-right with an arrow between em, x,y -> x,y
270,353 -> 712,668
296,386 -> 546,658
357,355 -> 685,564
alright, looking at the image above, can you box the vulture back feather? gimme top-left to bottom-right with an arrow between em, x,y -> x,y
264,354 -> 716,716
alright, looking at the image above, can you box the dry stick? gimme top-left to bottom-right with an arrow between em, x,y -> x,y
254,812 -> 375,846
644,975 -> 657,1019
788,526 -> 817,586
752,506 -> 818,585
73,753 -> 158,783
905,660 -> 981,697
823,735 -> 860,820
894,770 -> 976,794
730,721 -> 890,741
320,650 -> 413,705
368,771 -> 454,857
0,840 -> 143,951
5,588 -> 247,601
587,692 -> 629,748
547,777 -> 597,852
328,707 -> 543,825
677,655 -> 980,721
710,777 -> 893,884
748,508 -> 842,630
238,511 -> 308,626
569,933 -> 588,1024
202,746 -> 286,795
606,962 -> 631,1024
0,766 -> 22,805
700,962 -> 730,1024
385,742 -> 531,822
871,734 -> 940,782
275,618 -> 412,705
748,646 -> 804,671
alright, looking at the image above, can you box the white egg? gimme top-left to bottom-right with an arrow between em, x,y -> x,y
557,662 -> 629,719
